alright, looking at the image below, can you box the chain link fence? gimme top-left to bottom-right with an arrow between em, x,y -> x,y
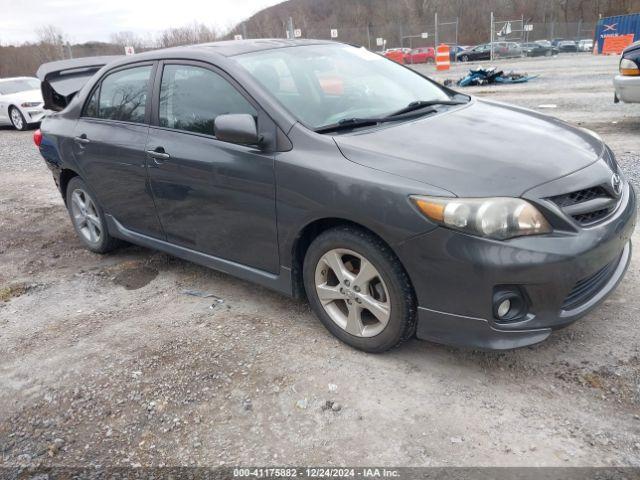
229,17 -> 596,51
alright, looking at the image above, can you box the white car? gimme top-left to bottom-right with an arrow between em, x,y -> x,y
577,39 -> 594,52
0,77 -> 47,130
614,42 -> 640,104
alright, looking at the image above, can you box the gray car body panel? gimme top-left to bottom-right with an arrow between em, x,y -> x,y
36,40 -> 636,350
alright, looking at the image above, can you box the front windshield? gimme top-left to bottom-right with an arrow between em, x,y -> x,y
234,44 -> 451,129
0,78 -> 39,95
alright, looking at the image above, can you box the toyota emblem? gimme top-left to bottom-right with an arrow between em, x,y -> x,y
611,173 -> 622,197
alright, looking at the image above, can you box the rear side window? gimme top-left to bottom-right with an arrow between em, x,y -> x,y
158,64 -> 256,136
87,65 -> 152,122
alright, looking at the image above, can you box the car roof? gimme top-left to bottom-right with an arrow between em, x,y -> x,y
189,38 -> 336,56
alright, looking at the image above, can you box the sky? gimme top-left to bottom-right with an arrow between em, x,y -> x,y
0,0 -> 285,45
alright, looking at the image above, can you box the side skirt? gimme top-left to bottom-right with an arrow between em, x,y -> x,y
106,215 -> 293,297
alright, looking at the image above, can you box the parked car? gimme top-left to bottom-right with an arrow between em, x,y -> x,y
384,48 -> 410,64
404,47 -> 435,64
494,41 -> 523,58
521,42 -> 557,57
578,39 -> 594,52
449,45 -> 469,61
0,76 -> 47,130
35,40 -> 635,352
558,40 -> 578,52
551,38 -> 566,47
456,43 -> 491,62
614,41 -> 640,103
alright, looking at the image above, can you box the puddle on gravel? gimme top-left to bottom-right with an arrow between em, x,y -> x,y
111,263 -> 159,290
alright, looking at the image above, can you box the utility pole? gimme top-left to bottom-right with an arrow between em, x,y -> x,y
366,23 -> 371,50
434,12 -> 439,48
242,22 -> 248,39
287,17 -> 294,39
490,11 -> 494,61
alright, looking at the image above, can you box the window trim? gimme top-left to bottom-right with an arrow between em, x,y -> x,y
150,59 -> 262,139
80,61 -> 158,126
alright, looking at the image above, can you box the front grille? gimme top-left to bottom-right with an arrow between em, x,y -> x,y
551,186 -> 609,208
571,208 -> 611,225
561,255 -> 621,311
549,185 -> 619,227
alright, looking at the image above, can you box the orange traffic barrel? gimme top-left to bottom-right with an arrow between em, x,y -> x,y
436,44 -> 450,71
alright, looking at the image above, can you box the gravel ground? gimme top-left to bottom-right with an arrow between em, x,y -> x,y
0,53 -> 639,469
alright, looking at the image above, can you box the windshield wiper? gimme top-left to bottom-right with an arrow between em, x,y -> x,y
314,109 -> 437,134
387,99 -> 467,117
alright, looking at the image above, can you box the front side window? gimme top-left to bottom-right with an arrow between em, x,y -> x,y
96,65 -> 152,122
234,44 -> 451,130
159,64 -> 256,135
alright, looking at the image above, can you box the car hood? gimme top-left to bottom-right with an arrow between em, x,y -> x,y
2,89 -> 43,104
334,99 -> 604,197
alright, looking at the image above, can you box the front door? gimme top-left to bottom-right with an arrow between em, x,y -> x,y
146,62 -> 279,273
73,63 -> 163,238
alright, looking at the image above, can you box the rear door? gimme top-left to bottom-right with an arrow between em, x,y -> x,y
73,62 -> 164,238
146,61 -> 279,273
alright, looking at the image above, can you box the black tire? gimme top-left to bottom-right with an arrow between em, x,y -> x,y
65,176 -> 121,253
461,55 -> 469,62
303,226 -> 416,353
9,106 -> 28,131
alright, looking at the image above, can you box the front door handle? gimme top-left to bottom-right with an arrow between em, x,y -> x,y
74,134 -> 90,144
146,148 -> 170,163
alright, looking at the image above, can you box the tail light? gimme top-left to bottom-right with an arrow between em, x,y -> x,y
620,58 -> 640,76
33,129 -> 43,147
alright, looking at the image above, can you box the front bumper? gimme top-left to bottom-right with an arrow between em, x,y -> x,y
397,180 -> 636,350
614,75 -> 640,103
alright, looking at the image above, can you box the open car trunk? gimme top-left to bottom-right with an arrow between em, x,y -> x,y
36,56 -> 122,111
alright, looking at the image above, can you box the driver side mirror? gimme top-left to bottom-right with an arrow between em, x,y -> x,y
214,113 -> 259,146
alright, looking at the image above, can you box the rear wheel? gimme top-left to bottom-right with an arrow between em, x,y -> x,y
460,55 -> 469,62
66,177 -> 120,253
303,227 -> 416,353
9,107 -> 27,131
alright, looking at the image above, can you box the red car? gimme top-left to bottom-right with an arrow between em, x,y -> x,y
403,47 -> 436,64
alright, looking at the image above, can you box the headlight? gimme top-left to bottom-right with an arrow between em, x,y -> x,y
620,58 -> 640,76
21,102 -> 41,108
411,196 -> 552,240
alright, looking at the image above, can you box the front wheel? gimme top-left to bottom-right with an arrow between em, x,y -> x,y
460,55 -> 469,62
66,177 -> 121,253
9,107 -> 28,131
303,227 -> 416,353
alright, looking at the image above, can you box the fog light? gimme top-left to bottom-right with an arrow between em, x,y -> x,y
493,287 -> 528,322
497,299 -> 511,318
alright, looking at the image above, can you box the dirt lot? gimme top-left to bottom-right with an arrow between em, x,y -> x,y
1,53 -> 639,468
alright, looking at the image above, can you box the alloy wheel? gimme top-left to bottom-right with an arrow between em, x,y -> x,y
10,108 -> 24,130
70,188 -> 103,244
314,248 -> 391,337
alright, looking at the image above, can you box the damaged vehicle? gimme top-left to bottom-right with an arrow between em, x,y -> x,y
35,40 -> 635,352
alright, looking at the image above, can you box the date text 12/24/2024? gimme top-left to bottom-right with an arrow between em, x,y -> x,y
233,468 -> 400,478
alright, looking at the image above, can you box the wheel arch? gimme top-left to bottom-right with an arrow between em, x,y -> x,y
290,217 -> 414,300
59,168 -> 80,205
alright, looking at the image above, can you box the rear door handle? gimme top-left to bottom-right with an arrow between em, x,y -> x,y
74,135 -> 90,144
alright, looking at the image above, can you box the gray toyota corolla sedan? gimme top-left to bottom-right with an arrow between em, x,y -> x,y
35,39 -> 636,352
